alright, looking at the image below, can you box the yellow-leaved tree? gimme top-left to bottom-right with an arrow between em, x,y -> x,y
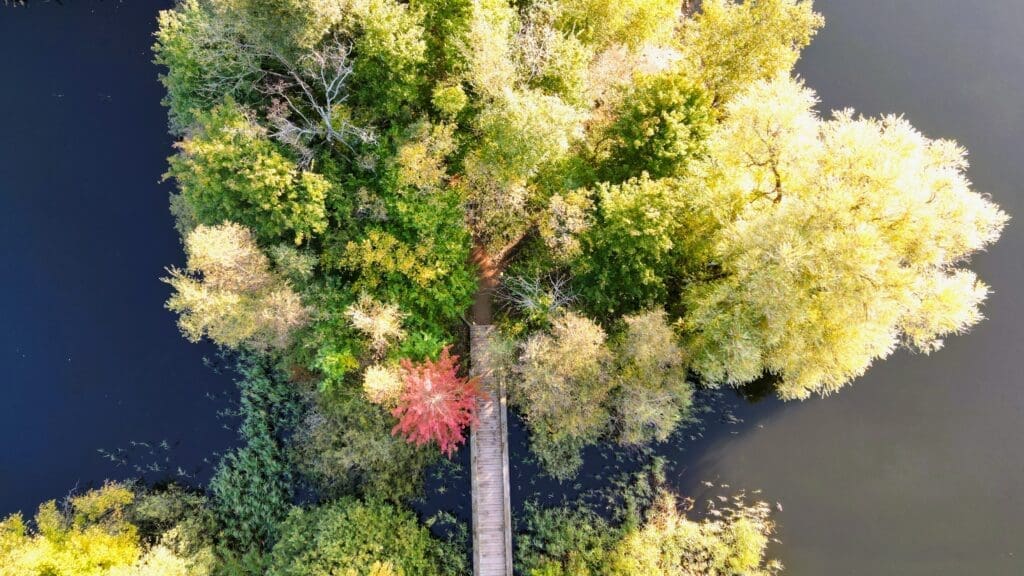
163,222 -> 310,350
681,77 -> 1008,398
0,484 -> 213,576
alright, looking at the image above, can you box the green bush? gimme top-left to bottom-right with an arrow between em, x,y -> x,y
154,0 -> 262,133
267,498 -> 466,576
294,379 -> 438,502
348,0 -> 429,121
572,176 -> 687,318
516,505 -> 617,576
600,73 -> 713,183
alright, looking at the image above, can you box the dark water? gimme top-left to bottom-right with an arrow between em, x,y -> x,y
2,1 -> 1023,575
0,0 -> 237,517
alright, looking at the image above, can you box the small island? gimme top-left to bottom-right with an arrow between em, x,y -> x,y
0,1 -> 1008,575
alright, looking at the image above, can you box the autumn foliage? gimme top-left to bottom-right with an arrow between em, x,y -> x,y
391,347 -> 485,456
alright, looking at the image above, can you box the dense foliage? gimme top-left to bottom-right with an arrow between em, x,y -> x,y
680,77 -> 1007,398
0,484 -> 216,576
267,498 -> 465,576
146,0 -> 1005,522
5,0 -> 999,573
517,467 -> 781,576
166,100 -> 330,245
208,355 -> 301,552
513,310 -> 692,479
164,222 -> 309,350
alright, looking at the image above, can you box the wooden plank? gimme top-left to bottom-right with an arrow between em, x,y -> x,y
470,325 -> 513,576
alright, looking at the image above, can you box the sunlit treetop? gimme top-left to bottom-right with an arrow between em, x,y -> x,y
153,0 -> 1005,467
681,77 -> 1008,398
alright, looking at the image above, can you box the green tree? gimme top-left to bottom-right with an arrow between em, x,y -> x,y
166,100 -> 330,245
153,0 -> 262,133
555,0 -> 680,49
347,0 -> 428,120
599,70 -> 713,183
572,176 -> 686,318
220,0 -> 344,59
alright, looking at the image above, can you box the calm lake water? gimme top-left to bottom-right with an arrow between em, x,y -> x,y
2,1 -> 1022,574
0,0 -> 237,515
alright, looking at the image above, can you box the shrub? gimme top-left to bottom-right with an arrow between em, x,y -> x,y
572,176 -> 687,318
163,223 -> 310,351
612,309 -> 692,446
515,312 -> 614,479
165,100 -> 330,245
600,72 -> 713,183
267,499 -> 465,576
294,384 -> 437,502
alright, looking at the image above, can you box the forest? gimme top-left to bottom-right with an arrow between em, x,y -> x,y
0,0 -> 1007,575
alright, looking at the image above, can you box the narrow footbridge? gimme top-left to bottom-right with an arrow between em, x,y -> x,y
469,325 -> 513,576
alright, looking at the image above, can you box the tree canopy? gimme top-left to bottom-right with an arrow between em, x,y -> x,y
11,0 -> 1010,573
145,1 -> 1007,567
679,77 -> 1007,398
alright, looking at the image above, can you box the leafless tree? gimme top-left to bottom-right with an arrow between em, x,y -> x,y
497,273 -> 576,318
263,38 -> 376,165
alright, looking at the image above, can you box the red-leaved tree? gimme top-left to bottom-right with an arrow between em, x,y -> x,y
391,347 -> 485,456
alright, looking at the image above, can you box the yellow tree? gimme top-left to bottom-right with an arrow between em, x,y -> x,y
163,222 -> 310,350
681,77 -> 1008,398
678,0 -> 824,105
0,484 -> 213,576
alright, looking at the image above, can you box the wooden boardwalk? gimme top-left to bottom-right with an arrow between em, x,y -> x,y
469,325 -> 513,576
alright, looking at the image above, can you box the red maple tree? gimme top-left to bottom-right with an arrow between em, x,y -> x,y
391,347 -> 485,456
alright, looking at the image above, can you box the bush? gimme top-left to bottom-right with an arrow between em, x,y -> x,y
612,310 -> 692,446
267,499 -> 465,576
516,505 -> 618,576
516,470 -> 782,576
514,312 -> 614,479
0,483 -> 215,576
572,176 -> 688,318
294,382 -> 438,502
163,223 -> 310,351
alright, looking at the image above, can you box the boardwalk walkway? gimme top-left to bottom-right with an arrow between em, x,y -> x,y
469,325 -> 513,576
